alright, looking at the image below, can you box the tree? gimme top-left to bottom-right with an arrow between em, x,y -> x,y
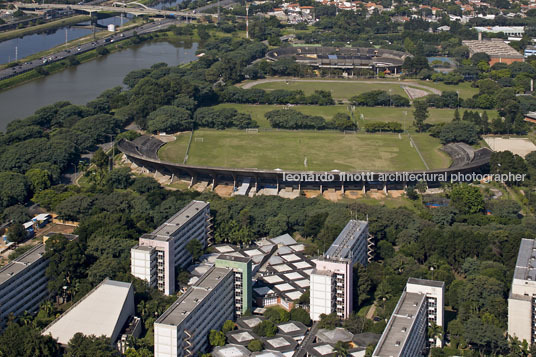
290,307 -> 312,326
247,339 -> 263,352
186,239 -> 204,262
413,100 -> 429,132
333,341 -> 349,357
222,320 -> 236,333
439,121 -> 479,145
25,168 -> 52,192
253,320 -> 277,337
450,184 -> 484,214
7,223 -> 27,244
0,322 -> 60,357
405,186 -> 419,200
2,205 -> 31,224
0,172 -> 30,210
318,313 -> 339,330
453,108 -> 460,121
91,148 -> 109,171
147,106 -> 192,133
209,330 -> 226,346
66,333 -> 116,356
264,306 -> 290,324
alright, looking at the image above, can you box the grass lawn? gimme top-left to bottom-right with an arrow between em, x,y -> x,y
158,129 -> 449,171
212,103 -> 492,129
410,133 -> 451,169
253,80 -> 410,99
408,80 -> 478,99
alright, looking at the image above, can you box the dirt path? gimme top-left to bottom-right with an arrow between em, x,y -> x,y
240,78 -> 442,96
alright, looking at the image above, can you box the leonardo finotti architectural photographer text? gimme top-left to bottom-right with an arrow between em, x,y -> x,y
282,172 -> 527,183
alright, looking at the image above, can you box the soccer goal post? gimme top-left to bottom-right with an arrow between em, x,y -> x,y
194,137 -> 204,143
246,128 -> 259,134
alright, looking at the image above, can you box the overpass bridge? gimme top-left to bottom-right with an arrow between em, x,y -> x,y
13,2 -> 214,18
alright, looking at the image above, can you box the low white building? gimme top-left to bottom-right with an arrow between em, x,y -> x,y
42,279 -> 135,345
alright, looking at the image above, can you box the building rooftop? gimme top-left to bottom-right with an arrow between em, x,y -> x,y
316,328 -> 354,344
326,220 -> 368,260
226,330 -> 259,345
251,351 -> 285,357
0,244 -> 46,286
261,335 -> 298,352
307,343 -> 336,357
277,320 -> 308,336
212,344 -> 251,357
155,266 -> 233,326
462,39 -> 524,59
270,234 -> 297,246
373,292 -> 426,357
352,332 -> 381,347
42,279 -> 133,345
141,200 -> 208,242
237,315 -> 265,330
513,238 -> 536,282
407,277 -> 445,288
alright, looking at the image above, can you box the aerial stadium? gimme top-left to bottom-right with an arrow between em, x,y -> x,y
118,135 -> 492,197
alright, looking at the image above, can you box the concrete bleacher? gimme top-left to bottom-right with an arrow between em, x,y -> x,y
132,136 -> 165,160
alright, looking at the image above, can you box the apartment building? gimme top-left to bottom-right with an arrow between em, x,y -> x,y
154,266 -> 235,357
131,200 -> 212,295
373,278 -> 444,357
0,244 -> 49,329
508,238 -> 536,344
326,220 -> 370,266
406,278 -> 445,347
215,255 -> 253,316
310,257 -> 353,321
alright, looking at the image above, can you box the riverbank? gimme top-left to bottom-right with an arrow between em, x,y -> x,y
0,16 -> 144,71
0,15 -> 91,42
0,25 -> 226,92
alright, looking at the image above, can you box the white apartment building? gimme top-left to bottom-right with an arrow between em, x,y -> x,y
154,266 -> 235,357
373,278 -> 444,357
326,220 -> 370,266
310,257 -> 353,321
508,238 -> 536,344
406,278 -> 445,347
0,244 -> 49,329
131,200 -> 212,295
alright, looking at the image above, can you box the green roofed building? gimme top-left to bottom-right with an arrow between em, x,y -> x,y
215,255 -> 252,317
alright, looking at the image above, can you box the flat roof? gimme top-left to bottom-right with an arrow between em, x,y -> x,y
462,39 -> 524,59
42,279 -> 133,345
326,220 -> 368,260
156,266 -> 232,326
141,200 -> 208,242
0,244 -> 45,286
373,292 -> 426,357
407,277 -> 445,288
513,239 -> 536,282
212,344 -> 251,357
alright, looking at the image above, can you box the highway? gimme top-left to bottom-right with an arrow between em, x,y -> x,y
13,2 -> 211,18
0,18 -> 181,81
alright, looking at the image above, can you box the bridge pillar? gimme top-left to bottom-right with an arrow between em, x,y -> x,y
362,182 -> 366,194
189,176 -> 196,188
211,176 -> 216,191
383,182 -> 388,195
341,181 -> 345,195
319,184 -> 323,194
298,182 -> 301,195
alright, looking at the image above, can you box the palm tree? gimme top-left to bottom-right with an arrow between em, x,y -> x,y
20,311 -> 34,326
428,322 -> 443,347
41,300 -> 54,316
333,341 -> 349,357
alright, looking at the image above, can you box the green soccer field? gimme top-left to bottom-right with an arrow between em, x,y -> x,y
212,103 -> 494,130
252,80 -> 412,99
158,130 -> 451,171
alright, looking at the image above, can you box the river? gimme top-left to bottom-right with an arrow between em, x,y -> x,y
0,40 -> 198,131
0,15 -> 133,65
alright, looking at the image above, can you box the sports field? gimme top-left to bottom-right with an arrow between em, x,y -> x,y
243,78 -> 479,99
252,81 -> 411,99
212,103 -> 492,129
158,130 -> 450,171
